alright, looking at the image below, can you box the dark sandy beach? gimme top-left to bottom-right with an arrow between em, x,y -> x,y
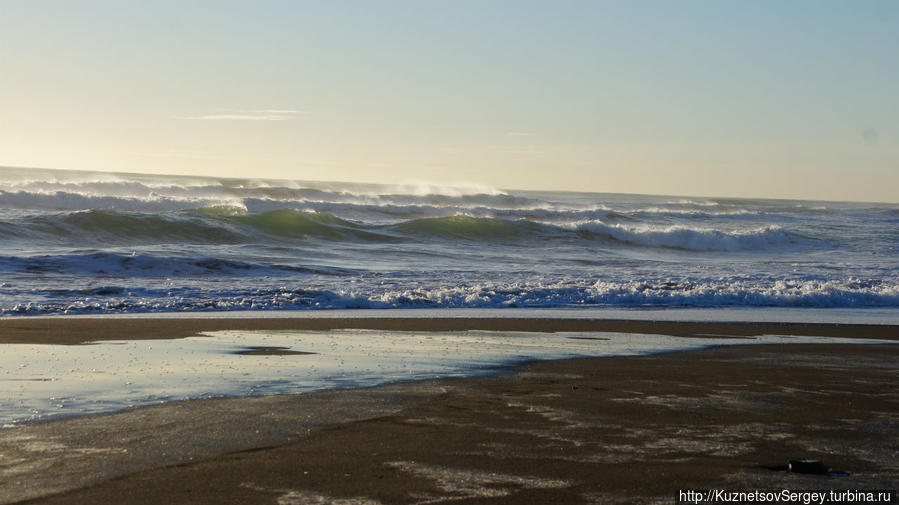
1,317 -> 897,504
2,316 -> 897,344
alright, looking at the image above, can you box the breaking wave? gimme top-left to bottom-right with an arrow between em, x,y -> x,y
574,221 -> 803,251
3,277 -> 897,315
2,209 -> 812,251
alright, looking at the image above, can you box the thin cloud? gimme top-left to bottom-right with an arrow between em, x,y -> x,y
187,114 -> 290,121
180,109 -> 305,121
504,132 -> 536,137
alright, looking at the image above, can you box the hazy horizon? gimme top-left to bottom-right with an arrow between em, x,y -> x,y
1,1 -> 897,203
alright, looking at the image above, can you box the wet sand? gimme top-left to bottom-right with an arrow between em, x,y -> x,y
2,316 -> 897,344
1,317 -> 897,504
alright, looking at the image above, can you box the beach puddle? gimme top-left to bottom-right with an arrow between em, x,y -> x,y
0,330 -> 893,425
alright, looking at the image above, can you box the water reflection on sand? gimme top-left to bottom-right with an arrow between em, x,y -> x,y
1,330 -> 893,425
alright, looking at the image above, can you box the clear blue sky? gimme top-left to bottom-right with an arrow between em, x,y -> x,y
1,1 -> 897,201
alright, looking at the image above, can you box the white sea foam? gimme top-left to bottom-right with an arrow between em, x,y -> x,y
634,207 -> 761,217
3,275 -> 897,316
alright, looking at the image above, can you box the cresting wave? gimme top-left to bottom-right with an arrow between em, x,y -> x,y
1,208 -> 810,251
0,177 -> 535,214
572,221 -> 801,251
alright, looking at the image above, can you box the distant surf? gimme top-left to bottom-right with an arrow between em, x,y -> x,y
1,166 -> 897,315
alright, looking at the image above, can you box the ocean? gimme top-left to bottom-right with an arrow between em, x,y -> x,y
1,166 -> 897,317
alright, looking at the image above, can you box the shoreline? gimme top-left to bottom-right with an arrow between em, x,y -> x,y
2,317 -> 898,504
2,315 -> 898,345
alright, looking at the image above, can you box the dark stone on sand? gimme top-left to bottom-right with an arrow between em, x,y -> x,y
788,459 -> 830,475
234,346 -> 316,356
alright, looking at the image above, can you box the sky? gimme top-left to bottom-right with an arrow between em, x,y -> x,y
0,1 -> 897,202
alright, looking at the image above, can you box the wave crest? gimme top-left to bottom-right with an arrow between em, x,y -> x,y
575,221 -> 802,251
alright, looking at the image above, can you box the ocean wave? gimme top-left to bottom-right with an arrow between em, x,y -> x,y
0,176 -> 534,214
0,187 -> 782,234
235,208 -> 403,242
2,207 -> 816,251
3,277 -> 897,315
0,252 -> 357,278
0,189 -> 241,213
630,207 -> 763,218
2,167 -> 896,317
17,209 -> 247,244
573,221 -> 805,251
2,208 -> 396,245
390,215 -> 553,240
